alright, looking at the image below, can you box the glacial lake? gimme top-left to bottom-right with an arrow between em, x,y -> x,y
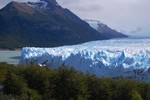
0,50 -> 21,64
0,38 -> 149,65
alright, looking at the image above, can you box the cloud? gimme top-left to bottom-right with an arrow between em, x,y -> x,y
57,0 -> 150,37
130,27 -> 143,34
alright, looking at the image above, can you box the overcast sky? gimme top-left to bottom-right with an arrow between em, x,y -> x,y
0,0 -> 150,37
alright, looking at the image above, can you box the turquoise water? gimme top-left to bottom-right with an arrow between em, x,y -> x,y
0,50 -> 21,64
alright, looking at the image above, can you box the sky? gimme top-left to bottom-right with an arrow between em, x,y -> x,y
0,0 -> 150,37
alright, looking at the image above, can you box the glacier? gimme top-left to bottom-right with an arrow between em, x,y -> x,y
20,39 -> 150,82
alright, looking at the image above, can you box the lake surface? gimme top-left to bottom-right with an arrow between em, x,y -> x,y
0,50 -> 21,64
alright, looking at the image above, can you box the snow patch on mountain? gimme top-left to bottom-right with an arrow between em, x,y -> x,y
27,0 -> 48,9
20,39 -> 150,82
85,19 -> 105,30
85,19 -> 127,38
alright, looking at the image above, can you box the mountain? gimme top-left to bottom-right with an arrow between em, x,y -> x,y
0,0 -> 106,49
0,0 -> 127,49
85,19 -> 127,38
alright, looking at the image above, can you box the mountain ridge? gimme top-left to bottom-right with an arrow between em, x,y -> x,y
85,19 -> 127,38
0,0 -> 127,49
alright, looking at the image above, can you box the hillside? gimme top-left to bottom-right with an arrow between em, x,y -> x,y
0,0 -> 127,49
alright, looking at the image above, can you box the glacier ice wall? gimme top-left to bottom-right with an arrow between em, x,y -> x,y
20,39 -> 150,82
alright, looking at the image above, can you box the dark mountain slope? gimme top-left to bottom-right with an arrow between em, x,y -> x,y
0,0 -> 108,49
0,0 -> 126,49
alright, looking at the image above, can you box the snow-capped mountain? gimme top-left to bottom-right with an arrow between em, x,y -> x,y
85,19 -> 127,38
21,39 -> 150,82
0,0 -> 107,49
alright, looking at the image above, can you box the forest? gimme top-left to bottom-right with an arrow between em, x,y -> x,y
0,62 -> 150,100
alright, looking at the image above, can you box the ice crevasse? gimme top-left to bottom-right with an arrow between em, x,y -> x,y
20,39 -> 150,81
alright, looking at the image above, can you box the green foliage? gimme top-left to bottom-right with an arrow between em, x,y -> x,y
130,90 -> 143,100
0,63 -> 150,100
138,83 -> 150,100
3,72 -> 27,96
0,93 -> 16,100
53,66 -> 79,100
0,62 -> 15,84
116,79 -> 138,100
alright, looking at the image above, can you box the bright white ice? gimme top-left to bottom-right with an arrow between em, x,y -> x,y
20,38 -> 150,81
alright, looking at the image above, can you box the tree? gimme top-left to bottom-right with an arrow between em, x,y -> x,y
0,62 -> 14,84
3,72 -> 26,96
130,90 -> 143,100
53,66 -> 79,100
139,83 -> 150,100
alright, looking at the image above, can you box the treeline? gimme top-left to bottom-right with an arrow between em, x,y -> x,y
0,62 -> 150,100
